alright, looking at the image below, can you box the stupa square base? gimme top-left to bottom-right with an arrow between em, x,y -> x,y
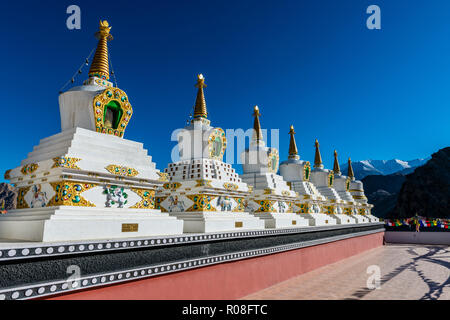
352,215 -> 370,223
301,213 -> 338,226
366,215 -> 380,222
251,212 -> 310,228
333,214 -> 357,224
168,211 -> 265,233
0,206 -> 183,242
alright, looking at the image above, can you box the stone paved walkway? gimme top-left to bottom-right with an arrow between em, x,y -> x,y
242,244 -> 450,300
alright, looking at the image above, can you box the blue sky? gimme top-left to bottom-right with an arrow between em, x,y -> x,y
1,0 -> 449,180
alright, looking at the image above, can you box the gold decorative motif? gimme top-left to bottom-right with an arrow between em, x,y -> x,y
267,148 -> 279,173
248,185 -> 254,193
223,182 -> 238,191
186,194 -> 216,212
235,221 -> 243,228
324,205 -> 335,214
195,179 -> 213,187
16,186 -> 31,209
163,182 -> 182,190
93,88 -> 133,137
352,195 -> 367,200
130,188 -> 155,209
157,172 -> 169,182
232,197 -> 245,212
295,202 -> 310,214
21,163 -> 38,175
105,164 -> 139,177
52,157 -> 81,170
155,196 -> 167,211
281,190 -> 291,196
47,181 -> 97,207
4,169 -> 11,180
208,128 -> 227,160
286,202 -> 294,213
256,200 -> 276,212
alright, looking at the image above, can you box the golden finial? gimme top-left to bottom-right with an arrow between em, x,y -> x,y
348,157 -> 355,179
89,20 -> 113,80
314,139 -> 323,168
193,74 -> 208,119
288,125 -> 299,159
333,150 -> 341,174
252,105 -> 263,142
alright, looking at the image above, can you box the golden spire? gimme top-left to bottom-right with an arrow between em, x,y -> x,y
89,20 -> 113,80
348,157 -> 355,179
288,125 -> 299,159
252,105 -> 263,142
314,139 -> 323,168
333,150 -> 341,174
193,74 -> 208,119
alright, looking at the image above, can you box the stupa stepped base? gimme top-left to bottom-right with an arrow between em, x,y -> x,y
366,215 -> 380,222
301,213 -> 338,226
315,187 -> 342,201
333,214 -> 357,224
168,211 -> 265,233
251,212 -> 310,228
0,206 -> 183,242
352,215 -> 371,224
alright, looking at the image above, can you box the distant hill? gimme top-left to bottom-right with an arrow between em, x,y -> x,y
362,173 -> 406,218
388,147 -> 450,219
340,158 -> 430,180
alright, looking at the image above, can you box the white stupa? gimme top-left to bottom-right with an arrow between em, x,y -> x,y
155,75 -> 265,233
0,20 -> 183,241
309,140 -> 356,224
239,107 -> 309,228
279,128 -> 337,226
332,151 -> 370,224
346,159 -> 379,222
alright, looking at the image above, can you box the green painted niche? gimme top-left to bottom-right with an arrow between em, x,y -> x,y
103,100 -> 123,129
304,166 -> 310,180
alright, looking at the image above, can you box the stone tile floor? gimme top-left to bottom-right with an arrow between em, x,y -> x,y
243,244 -> 450,300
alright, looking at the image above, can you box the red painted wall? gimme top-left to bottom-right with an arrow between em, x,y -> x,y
47,231 -> 384,300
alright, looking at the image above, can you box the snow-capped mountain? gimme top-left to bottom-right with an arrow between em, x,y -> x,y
340,158 -> 430,180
